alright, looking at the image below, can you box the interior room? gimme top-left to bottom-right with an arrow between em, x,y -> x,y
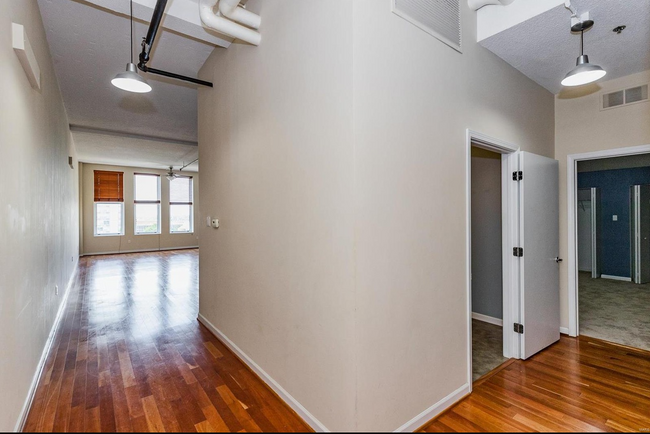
470,146 -> 507,381
576,155 -> 650,350
2,0 -> 650,432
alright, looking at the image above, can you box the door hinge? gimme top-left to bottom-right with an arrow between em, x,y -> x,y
513,247 -> 523,257
514,323 -> 524,334
512,171 -> 523,181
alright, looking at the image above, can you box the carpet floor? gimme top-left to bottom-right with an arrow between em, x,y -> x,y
472,319 -> 507,382
579,271 -> 650,351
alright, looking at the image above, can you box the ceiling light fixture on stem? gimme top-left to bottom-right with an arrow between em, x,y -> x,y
112,0 -> 152,93
561,19 -> 606,87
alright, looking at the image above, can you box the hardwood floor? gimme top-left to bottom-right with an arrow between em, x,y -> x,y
23,249 -> 650,433
23,250 -> 310,433
420,335 -> 650,433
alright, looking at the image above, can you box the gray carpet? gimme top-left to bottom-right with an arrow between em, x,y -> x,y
472,319 -> 507,381
579,272 -> 650,351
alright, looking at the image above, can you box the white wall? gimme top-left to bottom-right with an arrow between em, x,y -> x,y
198,1 -> 356,431
556,69 -> 650,330
352,1 -> 553,430
198,0 -> 554,431
80,163 -> 200,255
471,149 -> 503,320
0,1 -> 79,430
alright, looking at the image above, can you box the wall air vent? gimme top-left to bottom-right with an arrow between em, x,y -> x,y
392,0 -> 462,52
602,85 -> 648,110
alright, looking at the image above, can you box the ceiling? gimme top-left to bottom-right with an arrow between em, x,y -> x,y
37,0 -> 226,169
73,128 -> 199,171
480,0 -> 650,94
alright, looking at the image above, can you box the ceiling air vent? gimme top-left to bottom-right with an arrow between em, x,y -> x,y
602,85 -> 648,110
392,0 -> 462,52
625,85 -> 648,104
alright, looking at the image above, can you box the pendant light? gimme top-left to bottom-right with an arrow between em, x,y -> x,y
561,20 -> 606,87
112,0 -> 152,93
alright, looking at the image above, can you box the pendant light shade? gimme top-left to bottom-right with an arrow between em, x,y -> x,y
112,63 -> 152,93
561,54 -> 606,87
561,21 -> 606,87
111,0 -> 151,93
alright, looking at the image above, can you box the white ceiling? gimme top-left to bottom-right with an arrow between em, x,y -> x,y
37,0 -> 224,146
73,129 -> 199,172
480,0 -> 650,94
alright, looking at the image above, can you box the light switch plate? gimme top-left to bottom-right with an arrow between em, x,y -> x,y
613,215 -> 618,221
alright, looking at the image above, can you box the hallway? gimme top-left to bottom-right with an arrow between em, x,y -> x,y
23,250 -> 309,432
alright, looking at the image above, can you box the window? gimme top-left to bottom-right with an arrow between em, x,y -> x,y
170,176 -> 193,233
134,173 -> 161,234
94,170 -> 124,236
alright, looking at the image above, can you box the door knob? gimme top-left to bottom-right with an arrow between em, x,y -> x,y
555,257 -> 563,263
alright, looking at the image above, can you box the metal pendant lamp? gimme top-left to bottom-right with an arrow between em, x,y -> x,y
112,0 -> 152,93
561,20 -> 606,87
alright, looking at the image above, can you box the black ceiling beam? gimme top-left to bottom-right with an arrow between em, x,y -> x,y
138,0 -> 213,88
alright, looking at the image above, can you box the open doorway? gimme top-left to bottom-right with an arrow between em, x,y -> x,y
467,130 -> 561,388
470,146 -> 507,381
573,153 -> 650,350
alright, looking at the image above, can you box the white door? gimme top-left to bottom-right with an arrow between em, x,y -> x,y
519,152 -> 560,359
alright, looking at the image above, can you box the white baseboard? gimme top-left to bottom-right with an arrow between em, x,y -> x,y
471,312 -> 503,327
560,327 -> 569,335
601,274 -> 632,282
197,314 -> 329,432
393,383 -> 470,432
82,246 -> 198,256
15,258 -> 79,432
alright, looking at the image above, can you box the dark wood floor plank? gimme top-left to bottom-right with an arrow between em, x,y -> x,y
23,250 -> 310,433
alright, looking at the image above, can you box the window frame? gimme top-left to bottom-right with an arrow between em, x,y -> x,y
133,173 -> 162,236
93,202 -> 125,237
169,176 -> 194,234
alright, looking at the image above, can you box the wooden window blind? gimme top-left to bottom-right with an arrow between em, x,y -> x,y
94,170 -> 124,202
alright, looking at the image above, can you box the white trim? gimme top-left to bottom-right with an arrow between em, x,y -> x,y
393,383 -> 470,432
15,259 -> 79,432
466,129 -> 521,393
197,314 -> 329,433
81,246 -> 199,256
472,312 -> 503,327
600,274 -> 632,282
566,144 -> 650,337
560,327 -> 570,335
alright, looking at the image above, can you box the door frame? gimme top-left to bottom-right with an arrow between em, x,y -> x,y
465,129 -> 520,390
566,144 -> 650,337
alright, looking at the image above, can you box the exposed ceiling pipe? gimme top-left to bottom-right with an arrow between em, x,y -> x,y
199,0 -> 261,46
468,0 -> 515,11
219,0 -> 261,30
